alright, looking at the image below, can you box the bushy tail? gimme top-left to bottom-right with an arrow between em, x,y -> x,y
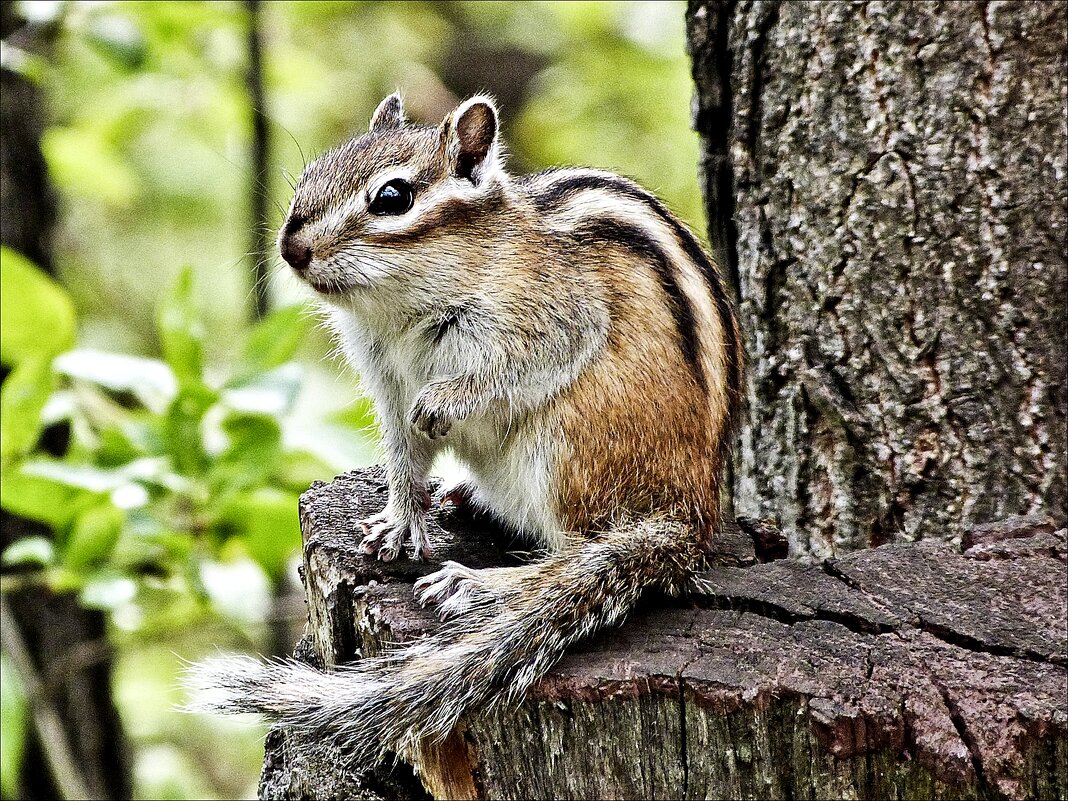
185,518 -> 705,764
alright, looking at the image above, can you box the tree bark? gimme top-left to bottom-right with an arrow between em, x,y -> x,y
687,0 -> 1067,558
259,469 -> 1066,801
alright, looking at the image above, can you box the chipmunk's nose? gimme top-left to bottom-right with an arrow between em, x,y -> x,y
280,231 -> 312,272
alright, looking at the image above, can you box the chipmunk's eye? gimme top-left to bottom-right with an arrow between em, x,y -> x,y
369,179 -> 414,216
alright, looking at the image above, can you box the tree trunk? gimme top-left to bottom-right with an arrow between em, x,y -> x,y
246,0 -> 272,322
259,469 -> 1067,800
0,6 -> 55,273
1,5 -> 131,799
687,0 -> 1067,559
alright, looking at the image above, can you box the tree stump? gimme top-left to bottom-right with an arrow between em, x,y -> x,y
258,468 -> 1066,801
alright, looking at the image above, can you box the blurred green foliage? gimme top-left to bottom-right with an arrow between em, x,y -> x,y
1,1 -> 701,797
0,253 -> 371,797
1,256 -> 335,590
0,655 -> 27,799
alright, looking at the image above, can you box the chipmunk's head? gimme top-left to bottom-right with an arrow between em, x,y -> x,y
279,93 -> 506,296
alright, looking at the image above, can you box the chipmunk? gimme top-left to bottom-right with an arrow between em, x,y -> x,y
189,93 -> 743,767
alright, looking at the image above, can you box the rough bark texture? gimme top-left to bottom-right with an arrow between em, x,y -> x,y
259,468 -> 1067,801
688,0 -> 1068,558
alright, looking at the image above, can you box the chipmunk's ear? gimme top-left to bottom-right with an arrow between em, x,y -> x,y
444,95 -> 502,185
369,93 -> 405,132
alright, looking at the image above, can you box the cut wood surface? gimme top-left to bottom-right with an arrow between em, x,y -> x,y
259,468 -> 1067,801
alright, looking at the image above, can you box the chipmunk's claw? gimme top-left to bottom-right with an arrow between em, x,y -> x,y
440,482 -> 476,512
359,509 -> 429,562
409,396 -> 452,439
414,561 -> 491,619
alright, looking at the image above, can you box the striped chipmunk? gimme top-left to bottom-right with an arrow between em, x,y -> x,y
188,93 -> 744,764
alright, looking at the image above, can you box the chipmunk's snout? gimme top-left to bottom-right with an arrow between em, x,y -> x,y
280,219 -> 312,273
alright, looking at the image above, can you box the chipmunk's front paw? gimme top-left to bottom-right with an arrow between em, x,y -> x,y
359,509 -> 431,561
414,561 -> 493,619
440,481 -> 477,512
409,383 -> 464,439
408,394 -> 452,439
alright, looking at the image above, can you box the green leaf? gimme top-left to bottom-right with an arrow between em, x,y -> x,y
0,355 -> 57,464
238,305 -> 314,378
0,466 -> 96,528
1,536 -> 55,568
63,502 -> 124,570
0,654 -> 28,799
273,448 -> 336,493
95,423 -> 147,468
110,512 -> 190,574
285,419 -> 381,474
40,127 -> 139,208
54,349 -> 177,413
156,267 -> 204,387
328,395 -> 378,432
44,565 -> 82,594
164,383 -> 217,476
223,364 -> 302,417
79,570 -> 136,610
198,556 -> 271,621
21,459 -> 132,493
0,248 -> 75,367
84,13 -> 146,71
0,41 -> 48,84
207,412 -> 281,499
217,487 -> 300,582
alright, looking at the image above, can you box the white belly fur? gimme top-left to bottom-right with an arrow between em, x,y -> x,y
449,415 -> 562,550
326,306 -> 564,550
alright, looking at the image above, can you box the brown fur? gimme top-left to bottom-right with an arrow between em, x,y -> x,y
545,245 -> 724,536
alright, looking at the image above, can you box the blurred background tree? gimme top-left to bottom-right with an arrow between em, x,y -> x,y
0,1 -> 704,798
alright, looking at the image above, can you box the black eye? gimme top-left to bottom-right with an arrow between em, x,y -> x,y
369,179 -> 414,216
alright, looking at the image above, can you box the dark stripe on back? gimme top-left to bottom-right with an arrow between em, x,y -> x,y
573,216 -> 706,393
533,172 -> 742,430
